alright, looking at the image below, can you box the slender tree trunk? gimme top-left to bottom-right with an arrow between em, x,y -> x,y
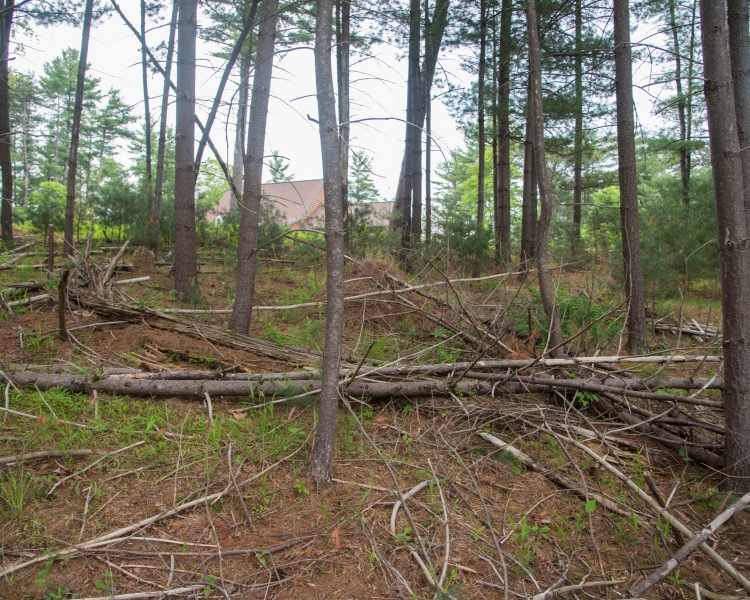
520,84 -> 537,267
336,0 -> 350,246
572,0 -> 583,248
668,0 -> 690,205
0,0 -> 14,245
701,0 -> 750,492
613,0 -> 649,353
474,0 -> 487,277
21,96 -> 28,206
193,0 -> 259,179
526,0 -> 565,358
173,0 -> 199,299
232,51 -> 250,211
64,0 -> 94,257
727,0 -> 750,228
229,0 -> 278,334
141,0 -> 153,216
150,0 -> 178,255
496,0 -> 512,264
425,63 -> 432,245
308,0 -> 346,486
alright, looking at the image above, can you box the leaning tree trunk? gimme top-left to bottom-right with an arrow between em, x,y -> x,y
336,0 -> 350,246
495,0 -> 512,264
526,0 -> 565,358
150,0 -> 178,255
473,0 -> 487,277
700,0 -> 750,492
727,0 -> 750,230
0,0 -> 14,245
308,0 -> 346,486
63,0 -> 94,257
520,83 -> 537,268
173,0 -> 199,300
141,0 -> 154,217
228,0 -> 279,334
613,0 -> 649,353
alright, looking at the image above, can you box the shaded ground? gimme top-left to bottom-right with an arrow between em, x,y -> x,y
0,238 -> 741,600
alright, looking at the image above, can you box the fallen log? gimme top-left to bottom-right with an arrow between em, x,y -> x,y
6,371 -> 723,403
0,253 -> 30,269
6,294 -> 53,308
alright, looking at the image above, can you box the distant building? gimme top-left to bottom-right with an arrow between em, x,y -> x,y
207,179 -> 393,228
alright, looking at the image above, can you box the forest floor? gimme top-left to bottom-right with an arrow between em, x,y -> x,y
0,237 -> 742,600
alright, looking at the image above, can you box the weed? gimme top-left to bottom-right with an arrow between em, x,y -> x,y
169,289 -> 178,302
35,557 -> 69,600
294,479 -> 310,496
395,527 -> 413,543
0,467 -> 32,517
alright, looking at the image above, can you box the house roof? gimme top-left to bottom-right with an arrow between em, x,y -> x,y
207,179 -> 325,226
207,178 -> 393,228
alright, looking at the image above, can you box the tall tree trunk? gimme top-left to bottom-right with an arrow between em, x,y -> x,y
0,0 -> 14,245
727,0 -> 750,228
669,0 -> 690,205
395,0 -> 420,261
392,0 -> 450,256
614,0 -> 649,353
150,0 -> 178,255
700,0 -> 750,492
474,0 -> 487,277
173,0 -> 199,300
232,51 -> 250,211
496,0 -> 512,264
520,84 -> 537,267
572,0 -> 583,248
336,0 -> 350,246
308,0 -> 346,486
228,0 -> 278,334
141,0 -> 153,216
63,0 -> 94,257
526,0 -> 565,358
425,59 -> 432,245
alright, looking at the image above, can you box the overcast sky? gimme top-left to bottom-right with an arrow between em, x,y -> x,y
17,4 -> 469,199
16,5 -> 670,199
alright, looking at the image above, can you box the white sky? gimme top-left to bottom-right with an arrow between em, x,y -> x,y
18,5 -> 467,199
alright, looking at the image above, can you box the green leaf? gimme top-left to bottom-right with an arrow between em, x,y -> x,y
585,499 -> 597,513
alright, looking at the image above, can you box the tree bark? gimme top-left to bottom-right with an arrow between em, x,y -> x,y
173,0 -> 199,300
140,0 -> 154,217
150,0 -> 178,256
47,224 -> 55,273
63,0 -> 94,257
520,83 -> 537,267
700,0 -> 750,492
727,0 -> 750,229
0,0 -> 14,245
572,0 -> 583,248
474,0 -> 487,277
496,0 -> 512,264
336,0 -> 350,247
526,0 -> 565,358
228,0 -> 278,334
308,0 -> 346,486
613,0 -> 649,353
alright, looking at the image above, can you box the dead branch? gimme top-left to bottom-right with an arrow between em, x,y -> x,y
0,449 -> 93,465
628,490 -> 750,597
476,431 -> 648,525
58,267 -> 71,340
